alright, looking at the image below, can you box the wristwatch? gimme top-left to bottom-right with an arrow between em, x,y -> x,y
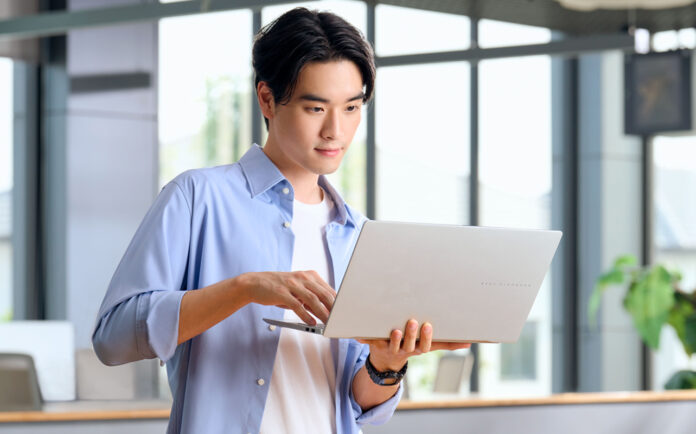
365,355 -> 408,386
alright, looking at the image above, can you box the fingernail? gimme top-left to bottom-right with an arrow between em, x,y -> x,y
423,325 -> 432,334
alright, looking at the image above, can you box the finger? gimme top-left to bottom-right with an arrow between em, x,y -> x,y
301,274 -> 336,312
402,320 -> 418,353
306,270 -> 337,297
389,329 -> 402,354
286,297 -> 317,326
419,322 -> 433,353
290,283 -> 330,323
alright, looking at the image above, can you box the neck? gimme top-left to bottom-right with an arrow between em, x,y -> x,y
290,175 -> 323,204
261,141 -> 323,204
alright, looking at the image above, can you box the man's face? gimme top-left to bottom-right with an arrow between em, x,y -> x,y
263,60 -> 364,177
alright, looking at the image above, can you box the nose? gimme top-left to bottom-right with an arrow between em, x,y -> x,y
320,109 -> 342,141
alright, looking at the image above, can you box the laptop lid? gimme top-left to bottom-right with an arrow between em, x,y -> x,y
322,221 -> 562,343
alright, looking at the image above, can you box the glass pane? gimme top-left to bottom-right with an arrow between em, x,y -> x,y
652,135 -> 696,390
376,62 -> 470,225
158,10 -> 253,188
478,54 -> 552,397
501,322 -> 537,380
654,137 -> 696,250
376,5 -> 469,56
263,1 -> 365,33
0,58 -> 13,320
478,19 -> 551,49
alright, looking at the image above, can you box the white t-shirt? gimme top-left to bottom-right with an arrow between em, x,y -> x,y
260,189 -> 337,434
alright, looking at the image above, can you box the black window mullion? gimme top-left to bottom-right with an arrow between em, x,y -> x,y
469,16 -> 480,394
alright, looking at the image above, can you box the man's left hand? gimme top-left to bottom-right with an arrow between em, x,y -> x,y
357,319 -> 471,372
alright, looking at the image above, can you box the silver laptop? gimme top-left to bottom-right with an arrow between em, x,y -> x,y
263,221 -> 562,343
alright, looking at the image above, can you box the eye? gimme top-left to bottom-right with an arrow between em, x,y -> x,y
346,105 -> 360,112
307,106 -> 324,113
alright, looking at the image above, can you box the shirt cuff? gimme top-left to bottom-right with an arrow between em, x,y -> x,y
350,365 -> 404,426
142,290 -> 186,363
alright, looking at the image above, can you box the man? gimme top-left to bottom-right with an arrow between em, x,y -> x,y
93,7 -> 469,434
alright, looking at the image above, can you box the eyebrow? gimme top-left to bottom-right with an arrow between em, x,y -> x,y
297,92 -> 365,103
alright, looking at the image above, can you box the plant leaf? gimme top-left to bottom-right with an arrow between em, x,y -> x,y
589,268 -> 626,327
684,312 -> 696,358
623,268 -> 675,349
0,310 -> 11,322
614,255 -> 637,268
588,284 -> 603,327
667,294 -> 694,356
664,370 -> 696,390
597,268 -> 625,286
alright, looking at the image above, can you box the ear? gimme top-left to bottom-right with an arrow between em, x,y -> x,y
257,81 -> 276,120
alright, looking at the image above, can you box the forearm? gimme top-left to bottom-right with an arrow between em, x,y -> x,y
177,275 -> 251,345
93,294 -> 152,365
351,364 -> 400,411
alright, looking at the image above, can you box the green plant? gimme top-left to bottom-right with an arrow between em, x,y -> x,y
589,254 -> 696,389
0,309 -> 11,322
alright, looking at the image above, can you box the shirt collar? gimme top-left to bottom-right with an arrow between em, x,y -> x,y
238,144 -> 285,198
238,144 -> 354,227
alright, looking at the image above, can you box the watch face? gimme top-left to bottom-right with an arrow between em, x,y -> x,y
380,377 -> 400,386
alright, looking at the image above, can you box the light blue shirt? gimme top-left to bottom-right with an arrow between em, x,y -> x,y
92,144 -> 402,434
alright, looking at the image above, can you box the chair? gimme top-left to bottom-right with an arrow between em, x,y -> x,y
0,353 -> 42,412
432,351 -> 474,394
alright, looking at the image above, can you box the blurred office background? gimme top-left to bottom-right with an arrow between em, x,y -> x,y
1,0 -> 696,418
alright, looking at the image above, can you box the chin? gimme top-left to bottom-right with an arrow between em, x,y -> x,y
310,162 -> 342,176
309,157 -> 344,175
314,166 -> 340,176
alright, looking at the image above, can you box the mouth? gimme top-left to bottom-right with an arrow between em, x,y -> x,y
314,148 -> 342,157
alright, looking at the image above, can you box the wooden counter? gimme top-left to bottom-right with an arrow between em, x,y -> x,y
0,400 -> 171,423
2,390 -> 696,423
397,389 -> 696,409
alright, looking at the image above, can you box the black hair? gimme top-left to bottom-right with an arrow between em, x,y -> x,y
252,7 -> 376,128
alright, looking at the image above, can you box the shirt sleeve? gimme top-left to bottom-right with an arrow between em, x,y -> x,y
349,342 -> 404,426
92,181 -> 192,366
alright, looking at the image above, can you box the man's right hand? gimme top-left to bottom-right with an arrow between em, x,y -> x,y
235,271 -> 336,325
178,270 -> 335,345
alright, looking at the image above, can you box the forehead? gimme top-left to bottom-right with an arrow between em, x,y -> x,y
291,60 -> 363,100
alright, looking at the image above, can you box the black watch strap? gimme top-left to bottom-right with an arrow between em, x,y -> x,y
365,355 -> 407,386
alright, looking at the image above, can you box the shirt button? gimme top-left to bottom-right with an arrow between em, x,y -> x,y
282,187 -> 290,195
283,221 -> 291,228
257,378 -> 265,386
268,325 -> 276,331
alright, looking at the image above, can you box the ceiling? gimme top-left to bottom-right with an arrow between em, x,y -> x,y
379,0 -> 696,35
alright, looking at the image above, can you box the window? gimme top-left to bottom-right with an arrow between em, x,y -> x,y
158,9 -> 253,187
477,22 -> 553,397
478,19 -> 551,49
375,5 -> 470,56
262,0 -> 365,31
0,58 -> 12,321
651,135 -> 696,389
501,322 -> 538,380
375,62 -> 470,224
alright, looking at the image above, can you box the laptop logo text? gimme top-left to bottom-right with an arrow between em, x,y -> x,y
480,282 -> 532,288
